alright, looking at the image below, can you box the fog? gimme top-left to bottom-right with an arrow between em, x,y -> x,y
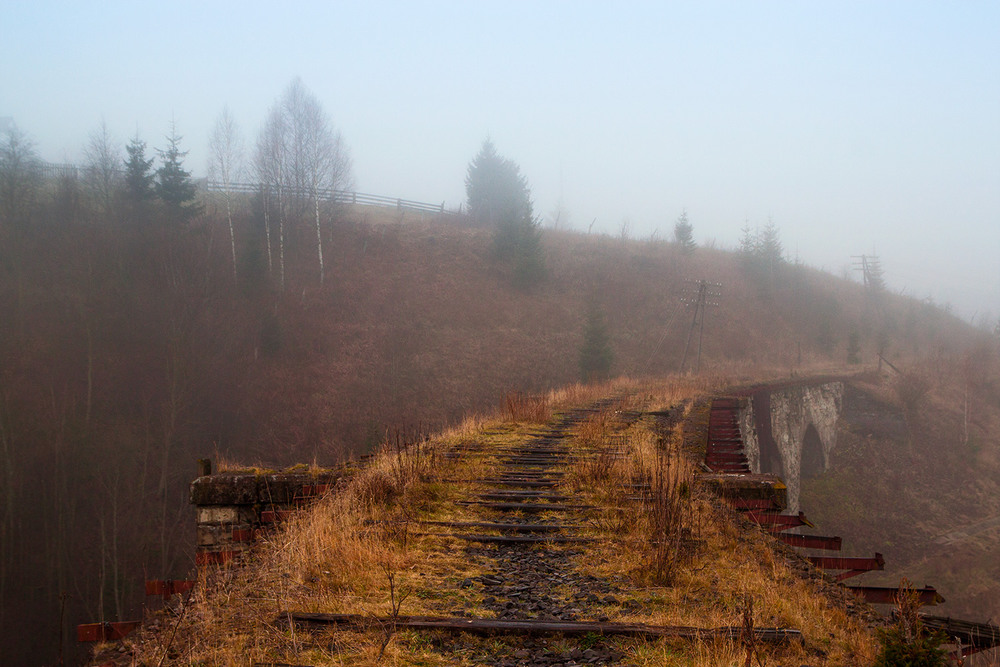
3,1 -> 998,316
5,4 -> 1000,663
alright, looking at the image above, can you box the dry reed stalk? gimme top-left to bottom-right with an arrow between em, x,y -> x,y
642,443 -> 693,586
739,593 -> 765,667
503,391 -> 551,423
575,406 -> 616,447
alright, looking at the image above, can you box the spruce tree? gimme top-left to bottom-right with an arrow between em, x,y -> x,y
673,209 -> 695,255
866,257 -> 886,291
759,218 -> 784,268
465,139 -> 544,287
465,139 -> 531,227
123,134 -> 156,220
156,124 -> 201,224
739,219 -> 785,288
738,222 -> 757,257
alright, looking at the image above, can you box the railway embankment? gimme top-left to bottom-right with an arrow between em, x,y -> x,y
90,376 -> 999,666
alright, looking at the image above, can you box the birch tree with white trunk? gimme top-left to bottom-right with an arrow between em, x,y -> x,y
255,79 -> 352,288
208,107 -> 244,284
254,109 -> 287,289
283,81 -> 350,285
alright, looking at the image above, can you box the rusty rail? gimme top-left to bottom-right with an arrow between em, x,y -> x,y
418,520 -> 568,532
455,501 -> 592,511
726,497 -> 781,511
282,612 -> 804,644
747,511 -> 815,530
775,533 -> 842,551
478,492 -> 573,501
439,533 -> 595,544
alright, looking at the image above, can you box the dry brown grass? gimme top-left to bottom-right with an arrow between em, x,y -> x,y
643,445 -> 692,586
568,398 -> 696,587
119,424 -> 491,666
502,390 -> 551,423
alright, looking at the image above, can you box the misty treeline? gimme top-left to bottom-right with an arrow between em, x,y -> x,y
0,78 -> 356,665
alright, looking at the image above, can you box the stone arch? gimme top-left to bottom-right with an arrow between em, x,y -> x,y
800,423 -> 825,479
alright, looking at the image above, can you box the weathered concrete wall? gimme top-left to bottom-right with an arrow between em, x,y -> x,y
738,381 -> 844,512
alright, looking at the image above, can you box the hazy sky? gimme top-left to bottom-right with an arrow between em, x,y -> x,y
3,1 -> 998,319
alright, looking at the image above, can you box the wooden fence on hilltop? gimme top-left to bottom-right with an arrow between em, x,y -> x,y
207,180 -> 456,215
37,162 -> 460,216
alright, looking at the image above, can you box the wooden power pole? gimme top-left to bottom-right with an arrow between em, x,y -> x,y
679,279 -> 722,373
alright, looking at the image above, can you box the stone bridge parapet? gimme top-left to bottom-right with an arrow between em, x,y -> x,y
190,469 -> 345,565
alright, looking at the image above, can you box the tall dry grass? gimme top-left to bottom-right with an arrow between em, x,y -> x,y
643,444 -> 693,586
569,398 -> 697,587
121,425 -> 473,665
503,390 -> 551,423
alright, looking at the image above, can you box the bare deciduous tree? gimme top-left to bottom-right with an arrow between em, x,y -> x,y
208,107 -> 244,284
254,108 -> 287,287
83,120 -> 122,221
255,78 -> 352,287
288,82 -> 350,285
0,123 -> 41,228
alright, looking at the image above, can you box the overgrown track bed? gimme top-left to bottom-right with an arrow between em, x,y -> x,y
438,405 -> 636,665
100,385 -> 882,666
311,399 -> 813,666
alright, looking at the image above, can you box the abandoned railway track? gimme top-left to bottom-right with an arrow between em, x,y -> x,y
262,397 -> 839,666
261,400 -> 809,667
91,381 -> 1000,666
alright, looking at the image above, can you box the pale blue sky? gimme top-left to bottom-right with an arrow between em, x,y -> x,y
3,1 -> 998,319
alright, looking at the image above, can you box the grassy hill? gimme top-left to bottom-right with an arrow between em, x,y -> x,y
229,202 -> 982,464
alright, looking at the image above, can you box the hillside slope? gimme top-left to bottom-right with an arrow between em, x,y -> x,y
0,198 -> 992,664
238,204 -> 981,463
801,366 -> 1000,625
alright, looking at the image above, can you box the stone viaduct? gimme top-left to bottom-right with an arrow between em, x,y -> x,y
736,379 -> 845,512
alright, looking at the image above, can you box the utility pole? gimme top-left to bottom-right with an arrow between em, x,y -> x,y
679,279 -> 722,373
852,254 -> 885,319
851,254 -> 883,290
